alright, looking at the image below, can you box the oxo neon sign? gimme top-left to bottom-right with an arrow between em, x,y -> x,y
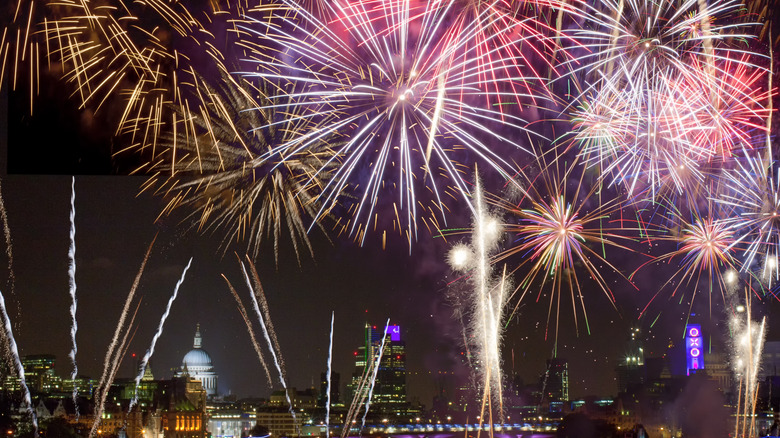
686,324 -> 704,375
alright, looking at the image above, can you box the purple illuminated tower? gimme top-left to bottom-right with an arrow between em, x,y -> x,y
685,324 -> 704,375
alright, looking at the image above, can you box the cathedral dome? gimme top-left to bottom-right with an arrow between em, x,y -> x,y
182,348 -> 213,369
176,324 -> 218,397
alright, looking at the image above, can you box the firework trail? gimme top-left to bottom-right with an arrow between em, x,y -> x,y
326,311 -> 334,437
341,359 -> 372,438
0,178 -> 20,337
240,261 -> 296,428
0,179 -> 14,291
223,275 -> 273,387
472,176 -> 505,417
129,257 -> 193,412
90,239 -> 155,438
246,259 -> 286,378
0,290 -> 36,434
91,304 -> 142,438
67,177 -> 79,416
239,0 -> 548,247
361,318 -> 390,431
730,290 -> 766,437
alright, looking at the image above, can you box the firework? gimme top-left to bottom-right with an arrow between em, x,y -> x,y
140,70 -> 334,263
447,173 -> 507,422
632,209 -> 741,317
129,257 -> 193,413
563,0 -> 767,196
717,153 -> 780,289
383,0 -> 573,106
490,150 -> 640,341
238,0 -> 549,247
566,0 -> 759,91
39,0 -> 280,171
678,55 -> 773,160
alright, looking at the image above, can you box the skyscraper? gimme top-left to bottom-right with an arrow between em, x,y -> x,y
615,327 -> 645,393
347,323 -> 407,414
541,358 -> 568,412
319,372 -> 341,407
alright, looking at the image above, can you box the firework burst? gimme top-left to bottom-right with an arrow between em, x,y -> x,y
717,154 -> 780,289
238,0 -> 549,248
632,209 -> 741,317
490,150 -> 640,342
140,70 -> 336,263
563,0 -> 767,196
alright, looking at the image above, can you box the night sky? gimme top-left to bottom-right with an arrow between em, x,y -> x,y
1,1 -> 780,409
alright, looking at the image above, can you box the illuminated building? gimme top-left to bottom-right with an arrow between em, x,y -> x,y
208,408 -> 256,438
61,375 -> 97,397
2,354 -> 61,393
541,358 -> 568,412
615,327 -> 645,393
347,323 -> 408,415
159,375 -> 208,438
256,409 -> 303,437
685,324 -> 704,375
269,387 -> 317,409
175,325 -> 218,397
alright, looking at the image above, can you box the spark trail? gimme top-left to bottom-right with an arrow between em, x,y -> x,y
68,177 -> 79,417
0,179 -> 19,325
247,260 -> 286,378
129,257 -> 193,412
0,290 -> 36,434
326,311 -> 334,437
240,262 -> 296,429
90,239 -> 155,438
223,275 -> 273,387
